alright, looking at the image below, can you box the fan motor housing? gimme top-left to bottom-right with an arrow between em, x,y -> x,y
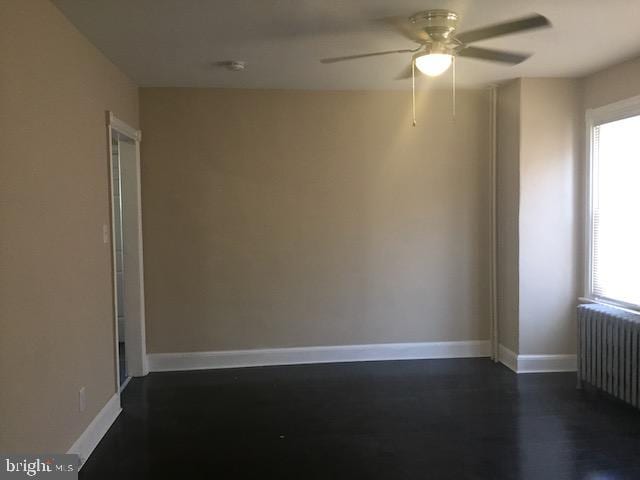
410,10 -> 459,41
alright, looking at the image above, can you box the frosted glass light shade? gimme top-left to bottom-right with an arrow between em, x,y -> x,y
415,53 -> 453,77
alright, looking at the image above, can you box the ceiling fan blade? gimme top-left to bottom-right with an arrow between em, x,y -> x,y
455,14 -> 550,44
320,49 -> 416,64
378,16 -> 430,43
458,46 -> 530,64
395,64 -> 413,80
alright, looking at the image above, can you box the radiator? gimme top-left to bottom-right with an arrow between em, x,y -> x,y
577,303 -> 640,407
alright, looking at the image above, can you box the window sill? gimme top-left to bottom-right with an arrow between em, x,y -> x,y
579,297 -> 640,316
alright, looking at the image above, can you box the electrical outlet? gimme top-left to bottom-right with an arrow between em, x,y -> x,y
102,224 -> 110,244
79,387 -> 86,413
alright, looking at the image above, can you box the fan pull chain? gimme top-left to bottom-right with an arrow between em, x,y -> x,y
412,59 -> 416,127
452,55 -> 456,119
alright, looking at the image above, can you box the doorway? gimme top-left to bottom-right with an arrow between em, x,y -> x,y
108,112 -> 148,391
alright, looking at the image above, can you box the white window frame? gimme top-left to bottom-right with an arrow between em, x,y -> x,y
585,94 -> 640,312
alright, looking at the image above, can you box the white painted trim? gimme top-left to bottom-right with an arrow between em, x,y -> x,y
516,354 -> 577,373
498,344 -> 518,373
107,124 -> 121,391
108,111 -> 141,142
148,340 -> 491,372
488,84 -> 499,361
584,107 -> 595,304
107,112 -> 148,382
579,296 -> 640,316
586,93 -> 640,126
498,344 -> 576,373
67,394 -> 121,468
133,137 -> 149,376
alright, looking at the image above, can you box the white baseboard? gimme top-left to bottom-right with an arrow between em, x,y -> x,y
148,340 -> 491,372
67,393 -> 121,468
498,344 -> 518,372
498,344 -> 576,373
517,354 -> 577,373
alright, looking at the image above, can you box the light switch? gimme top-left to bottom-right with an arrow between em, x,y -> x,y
103,224 -> 110,244
79,386 -> 86,412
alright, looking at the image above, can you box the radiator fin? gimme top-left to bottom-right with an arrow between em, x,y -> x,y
578,304 -> 640,407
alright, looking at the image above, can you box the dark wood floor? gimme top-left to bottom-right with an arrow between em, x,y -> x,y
80,358 -> 640,479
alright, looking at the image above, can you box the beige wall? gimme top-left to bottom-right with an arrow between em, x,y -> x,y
496,78 -> 581,356
140,87 -> 491,353
496,80 -> 521,353
0,0 -> 138,453
583,56 -> 640,110
518,78 -> 581,355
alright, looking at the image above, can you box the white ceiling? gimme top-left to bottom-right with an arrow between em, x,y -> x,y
52,0 -> 640,90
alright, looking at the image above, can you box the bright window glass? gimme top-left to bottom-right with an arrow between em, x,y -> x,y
590,115 -> 640,307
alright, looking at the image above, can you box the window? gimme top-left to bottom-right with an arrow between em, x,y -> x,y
587,101 -> 640,309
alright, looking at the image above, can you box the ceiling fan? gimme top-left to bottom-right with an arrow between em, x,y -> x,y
320,10 -> 550,124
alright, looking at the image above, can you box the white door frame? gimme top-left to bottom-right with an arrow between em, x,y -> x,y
107,111 -> 148,392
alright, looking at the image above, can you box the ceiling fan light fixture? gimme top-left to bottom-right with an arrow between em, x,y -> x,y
414,53 -> 453,76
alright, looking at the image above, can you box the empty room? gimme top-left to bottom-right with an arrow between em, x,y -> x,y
3,0 -> 640,478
